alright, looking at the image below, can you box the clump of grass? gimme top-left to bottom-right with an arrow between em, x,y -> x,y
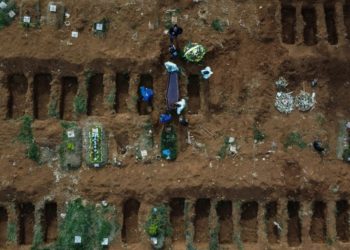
7,221 -> 17,243
27,142 -> 40,163
18,115 -> 40,162
32,224 -> 44,249
55,199 -> 118,250
209,226 -> 219,250
74,94 -> 87,115
211,19 -> 224,32
18,115 -> 34,143
284,132 -> 307,149
253,125 -> 265,143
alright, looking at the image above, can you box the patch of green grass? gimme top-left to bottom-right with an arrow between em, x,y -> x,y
31,224 -> 44,249
253,125 -> 265,143
18,115 -> 40,162
212,19 -> 224,32
284,132 -> 307,149
7,221 -> 16,243
55,199 -> 118,250
74,94 -> 87,115
18,115 -> 34,144
209,226 -> 219,250
27,142 -> 40,162
145,204 -> 172,240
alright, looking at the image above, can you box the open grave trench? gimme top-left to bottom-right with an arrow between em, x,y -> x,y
0,67 -> 210,121
1,196 -> 350,249
278,0 -> 350,46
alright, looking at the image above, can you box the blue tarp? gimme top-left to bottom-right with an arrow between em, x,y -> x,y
140,86 -> 154,102
160,114 -> 172,123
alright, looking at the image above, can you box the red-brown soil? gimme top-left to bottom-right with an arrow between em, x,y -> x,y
1,0 -> 350,249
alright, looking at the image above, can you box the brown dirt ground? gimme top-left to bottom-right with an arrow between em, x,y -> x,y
0,0 -> 350,249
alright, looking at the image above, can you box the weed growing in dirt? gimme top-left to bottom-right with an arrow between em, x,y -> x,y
212,19 -> 224,32
253,125 -> 265,143
18,115 -> 40,162
7,221 -> 16,243
55,199 -> 118,250
284,132 -> 307,149
217,137 -> 230,159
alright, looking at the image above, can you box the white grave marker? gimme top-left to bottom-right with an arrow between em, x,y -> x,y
141,150 -> 148,158
71,31 -> 79,38
0,2 -> 7,9
96,23 -> 103,31
49,4 -> 57,12
67,130 -> 75,138
101,238 -> 109,246
23,16 -> 31,23
8,10 -> 16,18
74,236 -> 82,244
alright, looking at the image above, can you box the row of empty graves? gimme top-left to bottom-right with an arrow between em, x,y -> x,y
0,202 -> 57,246
3,72 -> 206,120
122,198 -> 350,248
2,199 -> 350,247
280,1 -> 350,45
